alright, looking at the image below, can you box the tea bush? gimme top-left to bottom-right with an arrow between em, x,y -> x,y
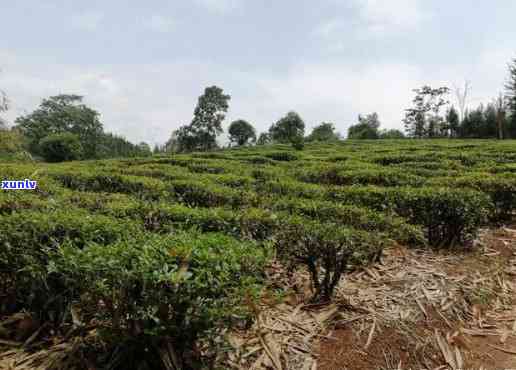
3,139 -> 516,367
0,209 -> 139,316
275,218 -> 384,302
49,231 -> 269,369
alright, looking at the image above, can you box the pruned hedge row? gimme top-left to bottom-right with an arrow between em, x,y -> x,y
2,140 -> 516,368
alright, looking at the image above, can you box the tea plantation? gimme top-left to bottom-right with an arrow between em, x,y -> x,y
2,139 -> 516,368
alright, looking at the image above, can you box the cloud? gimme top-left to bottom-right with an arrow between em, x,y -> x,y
144,15 -> 175,33
257,62 -> 425,132
316,0 -> 427,45
353,0 -> 424,34
69,11 -> 104,31
193,0 -> 239,14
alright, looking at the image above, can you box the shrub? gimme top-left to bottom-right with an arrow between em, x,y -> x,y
170,179 -> 256,208
327,186 -> 490,247
428,174 -> 516,222
39,133 -> 83,162
272,198 -> 424,246
297,167 -> 425,187
275,219 -> 384,302
265,151 -> 298,161
390,187 -> 490,247
51,170 -> 168,200
0,209 -> 139,315
48,231 -> 269,369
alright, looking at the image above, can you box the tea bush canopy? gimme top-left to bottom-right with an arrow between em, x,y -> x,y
2,139 -> 516,367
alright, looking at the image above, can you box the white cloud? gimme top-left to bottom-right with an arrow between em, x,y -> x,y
194,0 -> 239,14
257,62 -> 425,132
69,11 -> 104,31
317,0 -> 427,44
353,0 -> 424,34
144,15 -> 175,33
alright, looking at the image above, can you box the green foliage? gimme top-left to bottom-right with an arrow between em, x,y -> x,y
379,129 -> 405,139
264,151 -> 298,161
49,231 -> 269,368
269,111 -> 305,144
389,187 -> 490,247
347,113 -> 380,139
172,86 -> 230,152
446,106 -> 460,137
15,95 -> 103,158
0,128 -> 31,161
228,119 -> 256,146
39,132 -> 83,162
3,139 -> 516,367
0,209 -> 138,315
506,58 -> 516,136
276,219 -> 384,302
256,132 -> 271,145
403,86 -> 450,138
307,122 -> 340,142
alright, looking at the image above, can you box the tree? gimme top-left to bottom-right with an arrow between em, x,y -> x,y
269,111 -> 305,145
505,58 -> 516,138
256,132 -> 271,145
228,119 -> 256,146
15,94 -> 103,158
379,129 -> 405,139
0,71 -> 9,129
494,94 -> 507,140
137,142 -> 152,156
454,80 -> 471,123
39,132 -> 82,162
347,113 -> 380,139
403,86 -> 450,138
95,133 -> 150,158
186,86 -> 230,151
446,106 -> 460,138
307,122 -> 340,142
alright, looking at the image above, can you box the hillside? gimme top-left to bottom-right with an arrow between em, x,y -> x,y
1,140 -> 516,369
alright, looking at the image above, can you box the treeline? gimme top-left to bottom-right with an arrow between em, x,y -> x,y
402,57 -> 516,139
0,95 -> 151,162
2,56 -> 516,161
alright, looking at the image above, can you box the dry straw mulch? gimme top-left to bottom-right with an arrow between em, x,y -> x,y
225,227 -> 516,370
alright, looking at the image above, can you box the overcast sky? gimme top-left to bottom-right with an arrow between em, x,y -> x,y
1,0 -> 515,145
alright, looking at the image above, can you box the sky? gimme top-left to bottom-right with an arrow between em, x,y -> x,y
1,0 -> 515,145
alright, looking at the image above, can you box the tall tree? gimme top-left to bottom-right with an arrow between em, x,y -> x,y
15,94 -> 103,158
171,86 -> 230,152
347,113 -> 380,139
307,122 -> 340,142
494,94 -> 507,140
228,119 -> 256,146
454,80 -> 471,123
403,86 -> 450,138
256,132 -> 271,145
269,111 -> 305,144
445,106 -> 460,138
505,58 -> 516,138
189,86 -> 230,151
0,70 -> 9,129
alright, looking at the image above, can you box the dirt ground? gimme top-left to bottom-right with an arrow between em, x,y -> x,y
317,226 -> 516,370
